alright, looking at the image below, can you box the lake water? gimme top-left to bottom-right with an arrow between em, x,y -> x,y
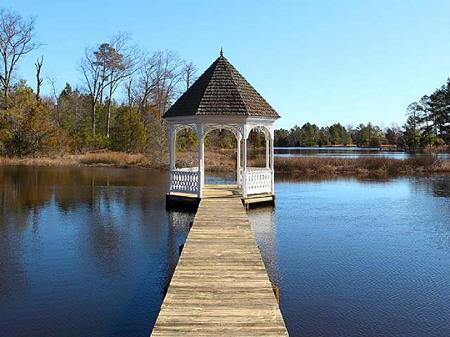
248,176 -> 450,337
0,166 -> 194,337
275,146 -> 450,160
1,166 -> 450,337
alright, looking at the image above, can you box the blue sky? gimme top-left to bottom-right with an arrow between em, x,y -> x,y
3,0 -> 450,129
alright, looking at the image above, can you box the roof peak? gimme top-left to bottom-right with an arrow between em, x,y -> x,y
163,54 -> 279,119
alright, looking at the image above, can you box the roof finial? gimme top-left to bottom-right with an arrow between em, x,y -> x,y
220,47 -> 223,57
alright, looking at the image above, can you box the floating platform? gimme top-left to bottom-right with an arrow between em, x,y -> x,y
152,185 -> 287,336
166,184 -> 275,210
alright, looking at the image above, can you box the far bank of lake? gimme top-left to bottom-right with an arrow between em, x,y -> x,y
275,146 -> 450,160
1,148 -> 450,179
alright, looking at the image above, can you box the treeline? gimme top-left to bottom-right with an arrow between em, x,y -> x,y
275,123 -> 403,148
404,79 -> 450,151
0,8 -> 196,160
275,80 -> 450,150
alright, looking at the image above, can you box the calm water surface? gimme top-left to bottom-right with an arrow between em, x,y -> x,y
275,146 -> 450,160
0,166 -> 193,337
249,175 -> 450,337
1,166 -> 450,337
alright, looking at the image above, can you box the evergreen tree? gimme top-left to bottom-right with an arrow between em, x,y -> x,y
300,123 -> 320,146
110,106 -> 147,153
274,129 -> 290,146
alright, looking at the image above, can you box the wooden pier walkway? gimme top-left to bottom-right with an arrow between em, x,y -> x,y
152,185 -> 288,336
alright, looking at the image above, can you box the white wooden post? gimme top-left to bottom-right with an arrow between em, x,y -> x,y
236,134 -> 241,186
197,124 -> 204,198
265,132 -> 270,169
169,125 -> 176,170
270,135 -> 275,195
243,128 -> 248,197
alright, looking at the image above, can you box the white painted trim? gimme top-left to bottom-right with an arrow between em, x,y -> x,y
165,115 -> 278,125
166,115 -> 276,198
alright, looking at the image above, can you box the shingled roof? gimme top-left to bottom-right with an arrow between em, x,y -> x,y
163,52 -> 279,119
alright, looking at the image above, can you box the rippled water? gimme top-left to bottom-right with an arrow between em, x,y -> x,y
249,176 -> 450,337
0,166 -> 194,337
1,166 -> 450,337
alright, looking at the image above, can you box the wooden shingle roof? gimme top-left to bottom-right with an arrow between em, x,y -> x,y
163,53 -> 279,119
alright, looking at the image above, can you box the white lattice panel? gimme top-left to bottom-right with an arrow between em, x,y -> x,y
245,168 -> 272,195
170,169 -> 199,194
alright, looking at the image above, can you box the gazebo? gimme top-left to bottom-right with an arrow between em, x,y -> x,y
163,51 -> 279,202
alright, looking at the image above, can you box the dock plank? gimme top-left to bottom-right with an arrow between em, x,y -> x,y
151,186 -> 288,336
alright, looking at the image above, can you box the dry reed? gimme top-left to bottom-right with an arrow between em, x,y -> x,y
1,151 -> 449,178
274,156 -> 450,177
0,151 -> 151,168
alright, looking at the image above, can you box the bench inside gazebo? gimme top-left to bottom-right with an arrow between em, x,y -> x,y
163,51 -> 279,207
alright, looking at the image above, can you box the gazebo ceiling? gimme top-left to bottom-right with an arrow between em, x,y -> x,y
163,52 -> 280,119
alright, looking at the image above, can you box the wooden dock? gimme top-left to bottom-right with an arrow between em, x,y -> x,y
152,185 -> 288,336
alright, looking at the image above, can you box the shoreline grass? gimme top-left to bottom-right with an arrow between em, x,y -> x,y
1,151 -> 450,178
0,152 -> 153,169
274,156 -> 450,178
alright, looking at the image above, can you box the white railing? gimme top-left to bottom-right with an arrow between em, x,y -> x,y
244,167 -> 272,195
169,168 -> 199,194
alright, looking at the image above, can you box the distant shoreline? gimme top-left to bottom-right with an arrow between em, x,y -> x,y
274,145 -> 450,153
1,151 -> 450,178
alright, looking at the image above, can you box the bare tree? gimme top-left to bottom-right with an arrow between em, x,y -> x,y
80,46 -> 108,137
103,34 -> 140,138
152,50 -> 184,117
0,9 -> 39,108
133,50 -> 184,119
134,54 -> 157,116
124,77 -> 133,106
130,50 -> 192,124
80,34 -> 140,139
35,56 -> 43,101
146,111 -> 167,164
182,61 -> 197,90
47,75 -> 61,125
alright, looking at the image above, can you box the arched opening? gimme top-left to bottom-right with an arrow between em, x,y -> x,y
240,125 -> 274,197
174,126 -> 198,169
203,128 -> 238,184
246,127 -> 270,169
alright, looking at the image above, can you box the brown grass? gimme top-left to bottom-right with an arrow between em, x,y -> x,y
0,156 -> 78,166
1,150 -> 450,178
176,148 -> 237,172
274,156 -> 450,178
75,152 -> 150,167
0,151 -> 152,168
174,148 -> 450,177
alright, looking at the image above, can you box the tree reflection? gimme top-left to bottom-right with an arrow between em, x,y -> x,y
0,166 -> 171,281
0,165 -> 199,337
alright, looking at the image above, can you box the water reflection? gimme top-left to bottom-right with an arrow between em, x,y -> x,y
0,166 -> 194,337
411,176 -> 450,198
275,146 -> 450,160
248,175 -> 450,337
